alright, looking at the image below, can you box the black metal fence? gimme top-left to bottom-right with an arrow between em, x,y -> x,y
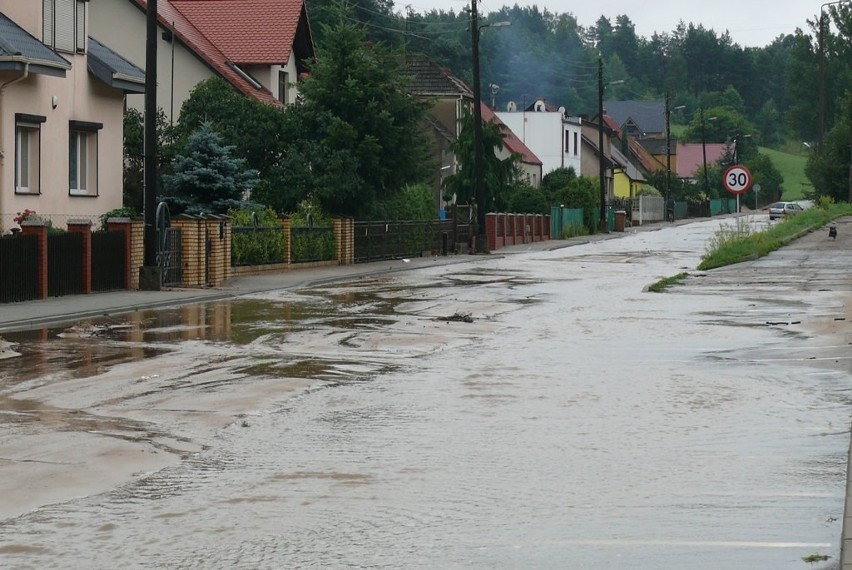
92,230 -> 126,291
48,232 -> 83,297
0,234 -> 39,303
354,220 -> 454,263
159,228 -> 183,286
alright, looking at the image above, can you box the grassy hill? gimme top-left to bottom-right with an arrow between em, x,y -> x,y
759,147 -> 810,200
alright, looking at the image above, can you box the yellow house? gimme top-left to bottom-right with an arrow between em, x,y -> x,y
612,146 -> 648,198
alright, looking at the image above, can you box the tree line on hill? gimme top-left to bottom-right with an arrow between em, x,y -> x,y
122,2 -> 852,228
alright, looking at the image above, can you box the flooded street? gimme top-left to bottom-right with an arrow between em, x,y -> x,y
1,217 -> 851,569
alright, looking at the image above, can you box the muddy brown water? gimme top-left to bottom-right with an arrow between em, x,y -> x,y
1,216 -> 851,569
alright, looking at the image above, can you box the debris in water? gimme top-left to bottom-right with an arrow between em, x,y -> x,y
438,312 -> 473,323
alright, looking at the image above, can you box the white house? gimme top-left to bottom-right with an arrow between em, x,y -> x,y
497,99 -> 583,177
90,0 -> 315,123
0,0 -> 145,233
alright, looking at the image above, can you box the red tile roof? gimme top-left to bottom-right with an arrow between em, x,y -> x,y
132,0 -> 298,106
676,142 -> 727,178
602,114 -> 622,139
481,103 -> 542,166
171,0 -> 303,65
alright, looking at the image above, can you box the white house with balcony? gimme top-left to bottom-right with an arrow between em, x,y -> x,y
496,99 -> 583,177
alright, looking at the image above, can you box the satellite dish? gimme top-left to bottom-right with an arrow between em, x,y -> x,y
534,99 -> 545,112
558,106 -> 566,116
506,101 -> 517,112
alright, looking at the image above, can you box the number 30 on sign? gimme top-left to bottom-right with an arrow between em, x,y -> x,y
722,165 -> 753,195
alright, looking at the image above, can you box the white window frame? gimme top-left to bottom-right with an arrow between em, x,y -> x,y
15,115 -> 45,195
43,0 -> 87,53
278,70 -> 289,104
68,121 -> 101,197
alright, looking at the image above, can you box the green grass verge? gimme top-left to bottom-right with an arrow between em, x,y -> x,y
759,146 -> 809,201
697,204 -> 852,270
648,272 -> 689,293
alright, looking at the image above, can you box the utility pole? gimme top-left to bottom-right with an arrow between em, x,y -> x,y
141,0 -> 161,290
665,92 -> 671,207
470,0 -> 486,252
598,58 -> 606,233
701,106 -> 709,193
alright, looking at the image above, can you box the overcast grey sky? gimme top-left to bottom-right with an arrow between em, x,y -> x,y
401,0 -> 822,48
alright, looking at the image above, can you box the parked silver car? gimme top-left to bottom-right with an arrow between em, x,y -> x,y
768,201 -> 804,220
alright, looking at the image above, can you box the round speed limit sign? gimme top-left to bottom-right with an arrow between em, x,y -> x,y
722,165 -> 753,195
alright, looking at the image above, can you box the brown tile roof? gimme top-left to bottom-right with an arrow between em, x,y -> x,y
132,0 -> 312,106
170,0 -> 305,65
627,139 -> 661,172
405,53 -> 472,97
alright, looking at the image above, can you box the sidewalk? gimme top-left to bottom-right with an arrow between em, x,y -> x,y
0,217 -> 697,334
0,238 -> 572,334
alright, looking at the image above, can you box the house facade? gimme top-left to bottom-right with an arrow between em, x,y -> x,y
496,100 -> 583,177
406,54 -> 542,214
0,0 -> 145,233
612,145 -> 648,198
676,142 -> 727,185
580,119 -> 617,203
481,104 -> 542,189
90,0 -> 314,123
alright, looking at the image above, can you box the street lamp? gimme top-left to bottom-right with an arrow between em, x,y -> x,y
597,58 -> 623,233
818,0 -> 849,147
700,107 -> 717,193
665,93 -> 685,213
732,133 -> 751,165
470,2 -> 509,252
489,83 -> 500,109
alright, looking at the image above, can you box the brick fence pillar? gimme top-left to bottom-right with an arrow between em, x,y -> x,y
20,220 -> 48,299
67,219 -> 93,294
485,213 -> 497,251
107,217 -> 134,290
279,216 -> 292,265
332,216 -> 354,265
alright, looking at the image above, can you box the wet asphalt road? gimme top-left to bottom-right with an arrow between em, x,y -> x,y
0,215 -> 851,569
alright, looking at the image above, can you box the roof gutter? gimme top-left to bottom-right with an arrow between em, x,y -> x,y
0,55 -> 71,71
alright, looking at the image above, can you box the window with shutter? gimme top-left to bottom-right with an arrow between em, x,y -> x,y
43,0 -> 79,52
54,0 -> 75,52
75,1 -> 86,52
43,0 -> 54,46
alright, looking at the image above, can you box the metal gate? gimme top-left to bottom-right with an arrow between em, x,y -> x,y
92,230 -> 127,291
48,232 -> 83,297
0,234 -> 39,303
156,202 -> 182,286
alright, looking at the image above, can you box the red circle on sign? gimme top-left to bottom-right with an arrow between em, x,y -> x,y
723,165 -> 752,195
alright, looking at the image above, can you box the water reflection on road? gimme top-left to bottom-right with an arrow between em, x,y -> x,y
1,217 -> 850,569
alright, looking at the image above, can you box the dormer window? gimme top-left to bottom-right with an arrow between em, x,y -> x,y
43,0 -> 88,54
